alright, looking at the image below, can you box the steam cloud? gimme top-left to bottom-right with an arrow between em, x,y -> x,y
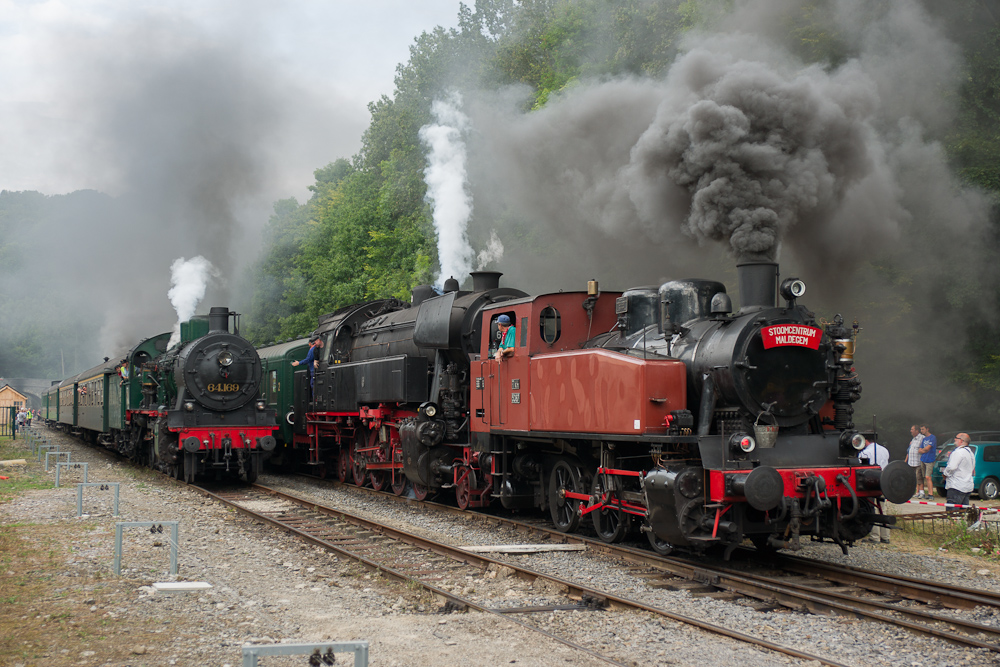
463,1 -> 996,439
1,10 -> 359,375
468,3 -> 980,287
166,256 -> 220,349
623,45 -> 888,263
476,229 -> 505,269
419,92 -> 476,287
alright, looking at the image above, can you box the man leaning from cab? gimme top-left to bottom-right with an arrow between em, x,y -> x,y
494,315 -> 515,361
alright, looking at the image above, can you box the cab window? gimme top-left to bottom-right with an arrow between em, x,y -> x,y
539,306 -> 561,345
489,313 -> 517,356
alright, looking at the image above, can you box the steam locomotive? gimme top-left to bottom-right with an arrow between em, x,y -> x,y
263,263 -> 913,556
43,307 -> 277,483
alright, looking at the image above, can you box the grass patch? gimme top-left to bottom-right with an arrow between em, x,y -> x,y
894,509 -> 1000,560
0,522 -> 167,666
0,438 -> 52,503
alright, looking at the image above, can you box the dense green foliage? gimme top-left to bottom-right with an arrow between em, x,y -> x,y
243,0 -> 717,344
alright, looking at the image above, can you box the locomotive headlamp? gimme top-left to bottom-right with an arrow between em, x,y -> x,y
217,350 -> 235,367
256,400 -> 266,411
420,402 -> 438,418
184,401 -> 195,412
851,432 -> 866,450
730,433 -> 756,454
779,278 -> 807,301
839,430 -> 866,452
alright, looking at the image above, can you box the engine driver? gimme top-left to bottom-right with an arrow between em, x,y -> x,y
494,314 -> 515,361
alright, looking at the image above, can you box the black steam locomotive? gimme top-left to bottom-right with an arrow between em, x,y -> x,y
44,306 -> 277,483
266,263 -> 912,557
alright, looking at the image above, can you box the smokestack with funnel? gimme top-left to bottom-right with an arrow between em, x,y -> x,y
471,271 -> 502,292
208,307 -> 230,333
737,262 -> 778,310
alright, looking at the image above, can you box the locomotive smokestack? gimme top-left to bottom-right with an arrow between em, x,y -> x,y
208,306 -> 230,333
736,262 -> 778,310
470,271 -> 502,292
411,285 -> 436,307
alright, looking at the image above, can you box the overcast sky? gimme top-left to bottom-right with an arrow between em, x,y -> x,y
0,0 -> 465,199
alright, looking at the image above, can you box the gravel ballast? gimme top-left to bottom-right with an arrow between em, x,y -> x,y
2,427 -> 998,667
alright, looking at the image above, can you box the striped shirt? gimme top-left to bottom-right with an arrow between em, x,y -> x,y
907,434 -> 924,467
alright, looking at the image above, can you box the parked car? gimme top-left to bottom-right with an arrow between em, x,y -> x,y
930,432 -> 1000,500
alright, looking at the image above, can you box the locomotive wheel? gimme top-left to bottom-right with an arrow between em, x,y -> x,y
351,436 -> 367,487
391,474 -> 408,496
591,475 -> 629,543
836,497 -> 877,543
548,459 -> 583,533
647,530 -> 674,556
352,456 -> 366,486
455,468 -> 477,510
337,449 -> 349,483
369,471 -> 387,492
412,483 -> 429,501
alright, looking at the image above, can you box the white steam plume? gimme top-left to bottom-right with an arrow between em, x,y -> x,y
476,229 -> 505,269
419,91 -> 475,287
166,256 -> 219,348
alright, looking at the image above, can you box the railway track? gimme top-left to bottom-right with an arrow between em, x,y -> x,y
34,426 -> 999,665
195,481 -> 851,667
273,474 -> 1000,656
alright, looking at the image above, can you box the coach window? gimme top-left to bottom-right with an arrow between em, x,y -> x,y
539,306 -> 561,345
269,370 -> 278,403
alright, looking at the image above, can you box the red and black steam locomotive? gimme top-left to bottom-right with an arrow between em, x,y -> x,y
272,263 -> 913,556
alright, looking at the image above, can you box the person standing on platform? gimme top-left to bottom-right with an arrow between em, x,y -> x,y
943,432 -> 976,508
907,424 -> 925,498
917,425 -> 937,499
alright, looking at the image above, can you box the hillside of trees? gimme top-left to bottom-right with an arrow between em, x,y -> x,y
244,0 -> 1000,335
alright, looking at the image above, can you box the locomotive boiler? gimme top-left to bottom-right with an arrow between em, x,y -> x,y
275,263 -> 912,557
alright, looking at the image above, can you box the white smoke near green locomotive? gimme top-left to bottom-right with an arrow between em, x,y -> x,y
166,256 -> 220,349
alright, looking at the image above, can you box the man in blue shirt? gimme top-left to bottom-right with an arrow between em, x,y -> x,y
494,315 -> 515,360
917,424 -> 937,499
292,337 -> 324,394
